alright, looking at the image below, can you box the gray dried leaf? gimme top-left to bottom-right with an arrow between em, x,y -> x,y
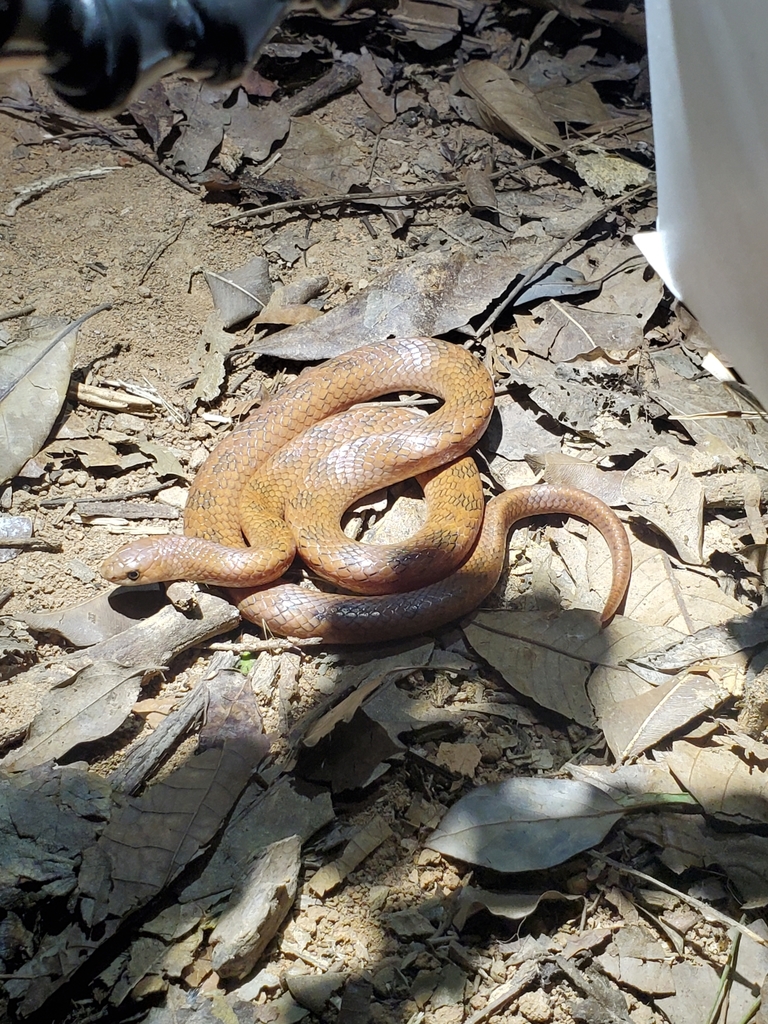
463,609 -> 617,726
627,812 -> 768,907
204,256 -> 271,328
462,166 -> 497,213
515,262 -> 600,306
210,834 -> 301,979
165,81 -> 229,175
0,514 -> 32,563
390,0 -> 461,50
10,741 -> 256,1015
225,102 -> 289,165
0,662 -> 148,771
621,448 -> 704,564
21,585 -> 166,646
131,439 -> 186,479
452,886 -> 580,930
189,312 -> 235,407
0,317 -> 79,485
516,300 -> 646,360
180,775 -> 334,905
429,778 -> 626,872
650,376 -> 768,473
628,606 -> 768,676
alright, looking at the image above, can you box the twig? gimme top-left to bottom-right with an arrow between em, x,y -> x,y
592,854 -> 768,948
67,381 -> 155,413
0,304 -> 35,322
473,182 -> 654,337
0,537 -> 62,552
705,924 -> 741,1024
39,483 -> 168,507
207,637 -> 323,652
463,960 -> 539,1024
5,167 -> 121,217
211,123 -> 651,228
138,215 -> 189,285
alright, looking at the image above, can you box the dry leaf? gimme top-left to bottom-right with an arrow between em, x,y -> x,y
573,150 -> 650,196
21,585 -> 166,646
598,670 -> 733,762
204,257 -> 271,329
664,740 -> 768,824
452,887 -> 581,930
456,62 -> 562,153
622,538 -> 747,632
210,835 -> 301,979
621,448 -> 704,564
428,778 -> 626,872
252,249 -> 525,360
537,80 -> 611,124
0,318 -> 80,484
1,662 -> 148,771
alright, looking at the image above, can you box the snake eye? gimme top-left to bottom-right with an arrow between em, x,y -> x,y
127,570 -> 140,581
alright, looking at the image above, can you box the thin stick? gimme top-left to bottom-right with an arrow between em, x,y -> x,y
592,854 -> 768,949
211,121 -> 651,228
0,304 -> 35,321
0,537 -> 62,552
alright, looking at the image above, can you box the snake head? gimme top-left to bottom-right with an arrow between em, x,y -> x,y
100,538 -> 168,585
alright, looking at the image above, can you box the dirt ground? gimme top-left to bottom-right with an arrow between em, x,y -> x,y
1,8 -> 768,1024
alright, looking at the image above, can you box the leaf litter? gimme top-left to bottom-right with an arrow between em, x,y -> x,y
1,5 -> 768,1024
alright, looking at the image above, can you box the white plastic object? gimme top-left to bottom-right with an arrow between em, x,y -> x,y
634,0 -> 768,410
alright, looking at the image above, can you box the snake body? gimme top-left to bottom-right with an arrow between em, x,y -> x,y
101,337 -> 631,642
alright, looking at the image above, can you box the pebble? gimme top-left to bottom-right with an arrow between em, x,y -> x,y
188,449 -> 209,472
518,989 -> 552,1023
113,413 -> 146,434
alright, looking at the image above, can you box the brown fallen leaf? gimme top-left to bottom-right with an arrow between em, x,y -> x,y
252,249 -> 525,360
435,741 -> 482,777
622,536 -> 747,632
663,740 -> 768,825
598,669 -> 733,762
455,62 -> 562,153
537,80 -> 611,125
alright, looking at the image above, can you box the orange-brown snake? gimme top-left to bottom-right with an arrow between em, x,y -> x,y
101,337 -> 631,642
